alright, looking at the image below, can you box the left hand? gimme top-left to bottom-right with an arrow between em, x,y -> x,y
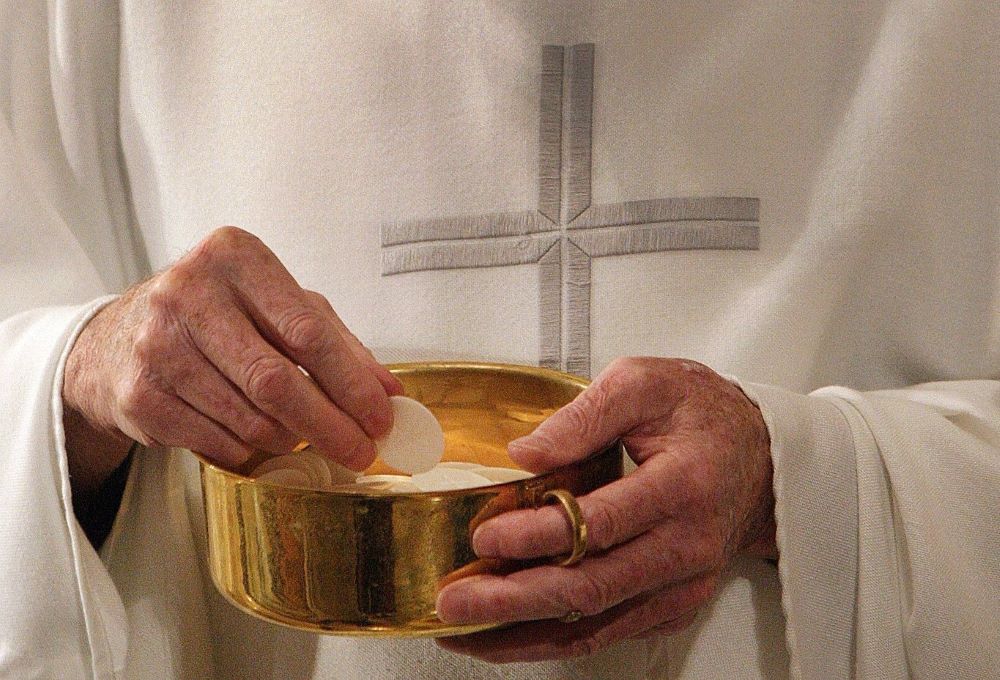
435,357 -> 776,662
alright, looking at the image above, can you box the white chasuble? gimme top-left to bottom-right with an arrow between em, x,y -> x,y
1,1 -> 997,678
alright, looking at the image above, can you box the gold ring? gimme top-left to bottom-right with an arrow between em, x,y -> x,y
542,489 -> 588,567
559,610 -> 584,624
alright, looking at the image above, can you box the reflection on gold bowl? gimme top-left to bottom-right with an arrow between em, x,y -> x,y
199,362 -> 624,637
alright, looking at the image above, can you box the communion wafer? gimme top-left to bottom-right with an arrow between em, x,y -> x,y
289,450 -> 334,489
254,467 -> 314,489
251,452 -> 332,490
376,396 -> 445,474
474,466 -> 535,483
251,453 -> 318,481
409,466 -> 494,492
286,445 -> 360,486
320,453 -> 362,486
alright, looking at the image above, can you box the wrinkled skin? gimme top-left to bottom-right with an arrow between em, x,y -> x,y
436,357 -> 776,662
62,226 -> 401,502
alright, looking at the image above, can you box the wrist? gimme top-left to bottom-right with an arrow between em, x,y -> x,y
732,384 -> 779,561
739,505 -> 779,560
62,302 -> 134,498
62,399 -> 133,498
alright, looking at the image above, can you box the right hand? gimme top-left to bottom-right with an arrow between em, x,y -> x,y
63,226 -> 402,483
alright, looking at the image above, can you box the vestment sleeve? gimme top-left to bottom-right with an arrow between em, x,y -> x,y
743,380 -> 1000,680
1,1 -> 140,675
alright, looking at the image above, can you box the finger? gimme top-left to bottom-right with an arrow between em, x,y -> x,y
473,449 -> 687,560
184,300 -> 376,469
227,255 -> 394,438
507,366 -> 642,472
170,354 -> 300,455
509,357 -> 695,473
304,290 -> 404,397
506,388 -> 627,474
437,577 -> 709,663
117,388 -> 252,467
438,526 -> 715,626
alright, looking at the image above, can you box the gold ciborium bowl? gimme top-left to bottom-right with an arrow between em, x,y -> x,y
199,362 -> 623,637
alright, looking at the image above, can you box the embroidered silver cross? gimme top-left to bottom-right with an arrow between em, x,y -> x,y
381,44 -> 759,377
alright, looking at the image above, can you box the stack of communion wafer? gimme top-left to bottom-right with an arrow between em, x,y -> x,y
250,396 -> 533,492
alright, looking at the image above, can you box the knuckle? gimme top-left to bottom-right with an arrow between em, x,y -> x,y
145,269 -> 216,336
277,309 -> 332,358
146,269 -> 189,317
601,356 -> 698,407
604,355 -> 634,372
131,316 -> 190,383
187,226 -> 259,270
244,355 -> 293,409
561,385 -> 620,449
206,225 -> 256,250
643,471 -> 678,515
603,356 -> 655,391
117,373 -> 160,423
582,361 -> 640,424
600,357 -> 637,393
569,570 -> 615,617
131,321 -> 159,365
676,359 -> 719,387
556,396 -> 603,445
584,496 -> 630,550
303,289 -> 335,314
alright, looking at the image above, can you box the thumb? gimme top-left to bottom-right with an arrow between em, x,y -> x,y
508,373 -> 642,472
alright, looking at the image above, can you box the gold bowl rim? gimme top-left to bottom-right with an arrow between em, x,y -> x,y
196,361 -> 591,497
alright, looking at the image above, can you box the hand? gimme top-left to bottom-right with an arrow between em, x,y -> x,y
62,227 -> 402,496
435,357 -> 775,662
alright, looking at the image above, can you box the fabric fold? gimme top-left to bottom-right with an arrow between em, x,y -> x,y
0,300 -> 125,679
746,379 -> 1000,679
739,382 -> 860,680
820,383 -> 1000,680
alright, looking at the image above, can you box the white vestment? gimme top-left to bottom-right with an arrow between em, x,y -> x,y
1,1 -> 998,678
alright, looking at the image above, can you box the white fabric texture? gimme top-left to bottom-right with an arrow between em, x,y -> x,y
2,1 -> 132,677
0,302 -> 124,679
2,1 -> 998,678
